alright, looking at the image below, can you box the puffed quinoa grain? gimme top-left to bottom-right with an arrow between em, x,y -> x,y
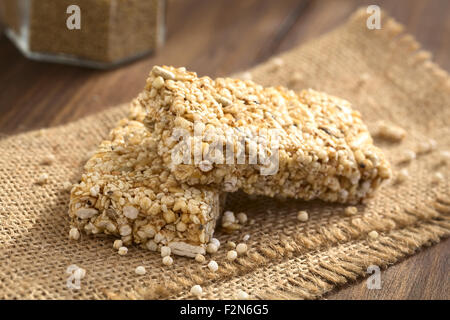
195,254 -> 206,263
37,173 -> 49,185
297,210 -> 309,222
210,238 -> 220,248
135,266 -> 146,275
162,256 -> 173,266
190,284 -> 203,297
239,71 -> 252,80
207,260 -> 218,272
432,172 -> 444,184
206,243 -> 218,254
396,168 -> 409,183
439,150 -> 450,164
368,230 -> 379,239
271,57 -> 284,69
236,243 -> 248,255
142,66 -> 391,203
417,139 -> 437,154
289,71 -> 302,84
237,289 -> 249,300
226,250 -> 238,261
118,246 -> 128,255
69,227 -> 80,240
222,211 -> 235,224
344,206 -> 358,216
398,150 -> 416,163
236,212 -> 248,224
161,246 -> 171,257
113,239 -> 123,250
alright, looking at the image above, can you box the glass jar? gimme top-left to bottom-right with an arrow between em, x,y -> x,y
0,0 -> 166,68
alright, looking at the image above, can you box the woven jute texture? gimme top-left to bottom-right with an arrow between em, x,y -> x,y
0,9 -> 449,300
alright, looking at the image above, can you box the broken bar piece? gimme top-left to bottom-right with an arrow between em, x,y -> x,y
69,103 -> 223,257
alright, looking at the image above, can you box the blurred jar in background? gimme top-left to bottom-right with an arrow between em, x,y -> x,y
0,0 -> 166,68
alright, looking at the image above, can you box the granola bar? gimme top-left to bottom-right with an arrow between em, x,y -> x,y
141,66 -> 391,203
69,103 -> 223,257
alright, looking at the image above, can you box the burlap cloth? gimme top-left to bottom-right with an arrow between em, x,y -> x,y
0,9 -> 449,300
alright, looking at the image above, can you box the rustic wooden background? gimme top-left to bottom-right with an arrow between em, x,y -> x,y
0,0 -> 448,299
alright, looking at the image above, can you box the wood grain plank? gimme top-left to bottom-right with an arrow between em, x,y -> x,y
326,239 -> 449,300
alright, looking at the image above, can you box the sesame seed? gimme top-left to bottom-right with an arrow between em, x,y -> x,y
190,284 -> 203,297
162,256 -> 173,266
69,227 -> 80,240
207,260 -> 218,272
152,66 -> 176,80
237,289 -> 249,300
226,250 -> 237,261
226,241 -> 236,249
135,266 -> 146,275
368,230 -> 379,239
118,246 -> 128,255
236,243 -> 248,255
152,76 -> 165,89
375,121 -> 406,142
242,234 -> 250,242
206,243 -> 218,254
113,239 -> 123,250
344,206 -> 358,216
297,210 -> 309,222
195,254 -> 206,263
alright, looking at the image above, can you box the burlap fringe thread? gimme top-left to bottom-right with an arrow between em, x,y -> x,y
104,194 -> 449,300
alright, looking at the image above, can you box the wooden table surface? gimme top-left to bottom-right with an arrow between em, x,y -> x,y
0,0 -> 448,299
